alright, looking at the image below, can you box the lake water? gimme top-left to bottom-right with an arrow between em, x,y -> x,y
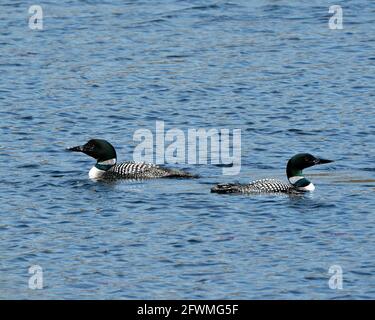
0,0 -> 374,299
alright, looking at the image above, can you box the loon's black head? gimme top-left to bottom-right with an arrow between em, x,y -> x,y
67,139 -> 117,163
286,153 -> 333,178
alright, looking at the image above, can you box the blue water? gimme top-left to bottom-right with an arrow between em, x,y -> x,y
1,0 -> 375,299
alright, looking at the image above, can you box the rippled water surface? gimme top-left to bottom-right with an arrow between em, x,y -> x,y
1,0 -> 375,299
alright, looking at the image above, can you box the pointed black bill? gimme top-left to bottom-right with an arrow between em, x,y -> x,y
66,145 -> 84,152
315,158 -> 334,165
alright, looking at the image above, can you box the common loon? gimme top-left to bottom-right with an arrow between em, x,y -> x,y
211,153 -> 333,194
67,139 -> 196,180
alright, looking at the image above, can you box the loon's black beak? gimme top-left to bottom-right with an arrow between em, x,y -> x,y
314,158 -> 334,165
66,145 -> 84,152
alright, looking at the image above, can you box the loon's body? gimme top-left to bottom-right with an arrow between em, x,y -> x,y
88,161 -> 193,180
211,153 -> 333,194
67,139 -> 195,180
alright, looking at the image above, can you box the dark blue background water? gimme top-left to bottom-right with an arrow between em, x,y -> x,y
1,0 -> 374,299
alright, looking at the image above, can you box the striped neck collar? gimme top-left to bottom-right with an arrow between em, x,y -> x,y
95,158 -> 116,171
288,175 -> 312,189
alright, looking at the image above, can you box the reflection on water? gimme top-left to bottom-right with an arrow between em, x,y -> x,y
334,179 -> 375,184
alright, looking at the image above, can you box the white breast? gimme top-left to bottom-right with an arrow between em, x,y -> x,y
89,166 -> 105,180
289,176 -> 315,192
299,182 -> 315,192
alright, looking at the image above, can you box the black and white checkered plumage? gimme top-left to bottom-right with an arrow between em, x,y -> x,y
104,161 -> 195,179
211,179 -> 296,194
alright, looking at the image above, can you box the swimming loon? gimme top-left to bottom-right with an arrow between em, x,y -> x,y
67,139 -> 196,180
211,153 -> 333,194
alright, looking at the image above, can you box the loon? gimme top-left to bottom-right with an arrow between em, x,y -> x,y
67,139 -> 196,180
211,153 -> 333,194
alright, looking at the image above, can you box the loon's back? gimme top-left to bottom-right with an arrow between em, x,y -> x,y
211,179 -> 295,194
104,161 -> 195,179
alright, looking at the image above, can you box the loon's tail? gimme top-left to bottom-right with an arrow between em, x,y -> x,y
164,168 -> 199,179
211,183 -> 243,194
